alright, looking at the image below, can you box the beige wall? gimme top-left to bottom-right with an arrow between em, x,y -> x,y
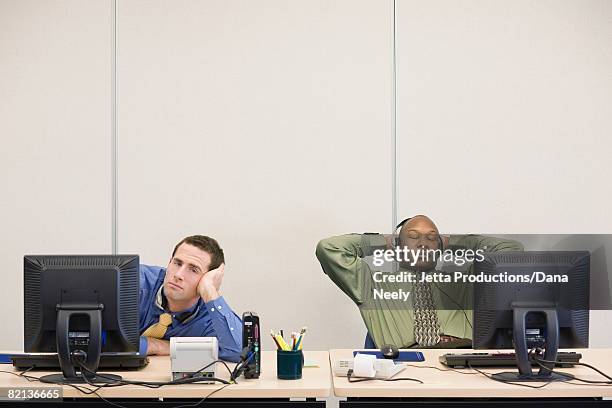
1,0 -> 611,352
396,0 -> 612,345
116,0 -> 392,351
0,0 -> 112,349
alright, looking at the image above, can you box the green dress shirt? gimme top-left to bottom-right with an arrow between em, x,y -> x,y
315,233 -> 523,348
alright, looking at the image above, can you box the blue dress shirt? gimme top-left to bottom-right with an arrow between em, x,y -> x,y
138,264 -> 243,362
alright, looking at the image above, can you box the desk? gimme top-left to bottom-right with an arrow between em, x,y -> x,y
0,351 -> 330,407
331,349 -> 612,407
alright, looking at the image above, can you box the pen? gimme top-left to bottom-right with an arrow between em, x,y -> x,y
270,330 -> 282,350
275,333 -> 291,351
296,327 -> 307,350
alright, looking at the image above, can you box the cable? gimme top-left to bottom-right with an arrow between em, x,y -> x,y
2,369 -> 108,395
403,363 -> 479,375
433,281 -> 473,330
532,355 -> 612,385
75,360 -> 231,387
80,371 -> 129,408
230,351 -> 255,382
346,369 -> 423,384
4,355 -> 239,408
191,359 -> 233,379
466,362 -> 568,389
171,382 -> 232,408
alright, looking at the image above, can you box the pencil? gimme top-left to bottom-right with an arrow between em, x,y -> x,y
270,330 -> 282,350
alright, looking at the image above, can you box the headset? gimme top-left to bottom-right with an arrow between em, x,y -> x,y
395,216 -> 473,332
395,216 -> 444,251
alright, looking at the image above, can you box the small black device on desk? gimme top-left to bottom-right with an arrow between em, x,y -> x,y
380,344 -> 399,359
439,351 -> 582,368
242,311 -> 260,379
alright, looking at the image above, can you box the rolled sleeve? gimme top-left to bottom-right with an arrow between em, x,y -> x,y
139,336 -> 148,356
203,296 -> 243,362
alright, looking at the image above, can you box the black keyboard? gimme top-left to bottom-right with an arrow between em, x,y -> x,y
439,351 -> 581,368
11,353 -> 149,371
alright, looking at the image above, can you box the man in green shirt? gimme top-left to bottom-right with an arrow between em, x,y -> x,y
315,215 -> 523,349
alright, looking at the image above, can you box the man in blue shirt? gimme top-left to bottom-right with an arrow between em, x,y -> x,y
139,235 -> 243,362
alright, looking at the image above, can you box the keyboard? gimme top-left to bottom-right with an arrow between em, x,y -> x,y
439,351 -> 581,368
10,353 -> 149,371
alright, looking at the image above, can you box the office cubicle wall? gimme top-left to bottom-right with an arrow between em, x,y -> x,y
1,0 -> 611,351
0,0 -> 113,349
116,0 -> 392,350
396,0 -> 612,345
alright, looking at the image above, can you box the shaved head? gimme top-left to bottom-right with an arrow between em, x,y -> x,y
398,214 -> 441,271
399,215 -> 439,237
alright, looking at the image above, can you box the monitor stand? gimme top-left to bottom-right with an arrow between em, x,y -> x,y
492,302 -> 573,382
39,304 -> 123,384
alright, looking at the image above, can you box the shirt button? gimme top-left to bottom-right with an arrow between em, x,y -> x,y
230,327 -> 234,331
218,305 -> 222,310
211,307 -> 215,312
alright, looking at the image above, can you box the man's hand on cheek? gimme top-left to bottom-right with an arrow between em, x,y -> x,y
197,263 -> 224,302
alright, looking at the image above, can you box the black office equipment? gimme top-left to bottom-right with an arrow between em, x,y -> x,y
11,353 -> 148,370
242,311 -> 260,379
473,251 -> 590,382
23,255 -> 142,383
380,344 -> 399,359
439,351 -> 582,368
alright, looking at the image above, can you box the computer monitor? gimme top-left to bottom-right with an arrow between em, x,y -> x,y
473,251 -> 589,382
24,255 -> 140,383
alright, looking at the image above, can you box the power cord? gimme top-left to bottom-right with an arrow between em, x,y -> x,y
346,369 -> 423,384
0,353 -> 241,408
403,363 -> 479,375
531,353 -> 612,385
73,357 -> 231,387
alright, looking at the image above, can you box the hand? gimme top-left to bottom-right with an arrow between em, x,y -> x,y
146,337 -> 170,356
197,263 -> 225,303
441,235 -> 449,250
383,234 -> 396,249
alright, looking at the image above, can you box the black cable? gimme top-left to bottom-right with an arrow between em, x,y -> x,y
76,360 -> 231,387
170,382 -> 232,408
346,369 -> 423,384
18,366 -> 34,377
191,359 -> 233,379
230,351 -> 255,382
403,363 -> 479,375
532,355 -> 612,385
433,281 -> 473,330
466,362 -> 565,389
80,371 -> 129,408
1,369 -> 106,395
3,362 -> 234,408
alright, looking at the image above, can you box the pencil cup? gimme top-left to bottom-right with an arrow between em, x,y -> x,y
276,349 -> 304,380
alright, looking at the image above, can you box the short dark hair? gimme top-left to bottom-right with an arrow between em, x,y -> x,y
172,235 -> 225,271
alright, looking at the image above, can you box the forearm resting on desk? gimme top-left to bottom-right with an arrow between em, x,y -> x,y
146,337 -> 170,355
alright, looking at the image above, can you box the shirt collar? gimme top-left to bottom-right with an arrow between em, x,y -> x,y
154,284 -> 201,323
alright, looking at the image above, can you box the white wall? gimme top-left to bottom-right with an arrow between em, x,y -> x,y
116,0 -> 392,351
0,0 -> 112,349
396,0 -> 612,345
1,0 -> 611,352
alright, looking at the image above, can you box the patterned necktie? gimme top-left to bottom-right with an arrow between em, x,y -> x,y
412,280 -> 441,346
142,313 -> 172,339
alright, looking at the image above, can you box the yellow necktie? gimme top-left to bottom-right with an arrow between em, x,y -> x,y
142,313 -> 172,339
